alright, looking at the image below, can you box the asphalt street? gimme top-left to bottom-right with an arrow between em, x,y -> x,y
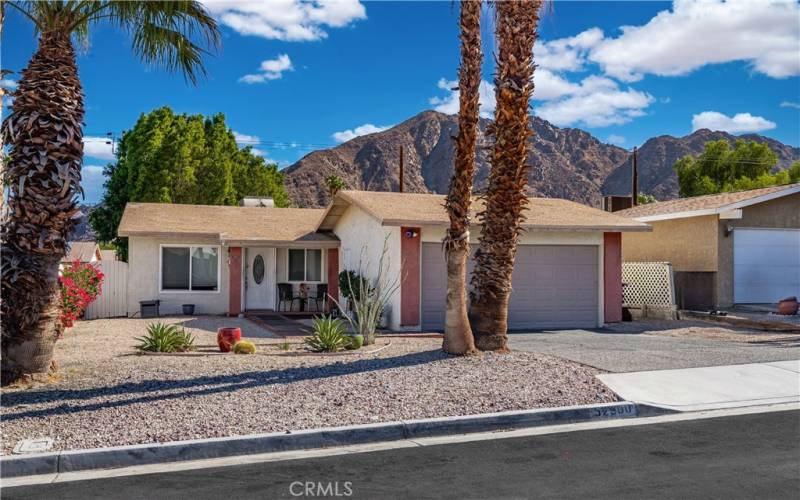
4,409 -> 799,500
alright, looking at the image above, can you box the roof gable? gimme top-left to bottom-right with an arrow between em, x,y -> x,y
616,183 -> 800,221
319,190 -> 650,232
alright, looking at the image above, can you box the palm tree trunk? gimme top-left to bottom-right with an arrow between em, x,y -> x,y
442,0 -> 482,355
1,31 -> 84,384
469,0 -> 541,352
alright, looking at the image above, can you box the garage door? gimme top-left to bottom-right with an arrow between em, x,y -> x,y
734,229 -> 800,303
421,243 -> 598,331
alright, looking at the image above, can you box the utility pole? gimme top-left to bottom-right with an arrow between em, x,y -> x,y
399,144 -> 404,193
631,146 -> 638,206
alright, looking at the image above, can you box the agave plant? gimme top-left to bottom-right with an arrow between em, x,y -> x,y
135,323 -> 195,353
304,316 -> 349,353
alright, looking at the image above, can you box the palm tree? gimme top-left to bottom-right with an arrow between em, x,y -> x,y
325,174 -> 347,199
469,0 -> 541,352
1,1 -> 219,384
442,0 -> 481,355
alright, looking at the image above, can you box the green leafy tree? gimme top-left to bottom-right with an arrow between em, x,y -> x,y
90,107 -> 289,260
637,193 -> 657,205
1,1 -> 220,384
673,139 -> 795,197
324,175 -> 347,198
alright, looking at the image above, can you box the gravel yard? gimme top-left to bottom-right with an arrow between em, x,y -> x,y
1,317 -> 616,454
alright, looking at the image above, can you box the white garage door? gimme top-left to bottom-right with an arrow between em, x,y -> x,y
734,229 -> 800,303
421,243 -> 599,331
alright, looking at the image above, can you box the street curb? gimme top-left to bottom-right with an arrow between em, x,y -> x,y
0,401 -> 672,478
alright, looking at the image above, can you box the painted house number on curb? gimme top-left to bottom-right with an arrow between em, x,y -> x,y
592,404 -> 636,418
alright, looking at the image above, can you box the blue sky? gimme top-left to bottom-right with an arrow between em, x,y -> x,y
3,0 -> 799,204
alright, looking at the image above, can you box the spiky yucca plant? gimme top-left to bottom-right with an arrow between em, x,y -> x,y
470,0 -> 542,352
1,1 -> 219,384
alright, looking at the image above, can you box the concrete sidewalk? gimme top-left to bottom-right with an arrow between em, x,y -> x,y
598,360 -> 800,411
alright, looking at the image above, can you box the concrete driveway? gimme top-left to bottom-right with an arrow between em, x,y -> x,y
508,325 -> 800,373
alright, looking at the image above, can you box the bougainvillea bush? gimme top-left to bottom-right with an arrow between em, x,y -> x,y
60,261 -> 104,328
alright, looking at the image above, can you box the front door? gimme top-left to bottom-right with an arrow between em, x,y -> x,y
245,248 -> 276,310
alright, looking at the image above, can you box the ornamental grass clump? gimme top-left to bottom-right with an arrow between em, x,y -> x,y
136,323 -> 195,353
304,316 -> 349,352
232,340 -> 257,354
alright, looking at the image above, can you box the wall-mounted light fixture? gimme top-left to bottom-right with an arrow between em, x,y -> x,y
723,224 -> 734,237
405,229 -> 419,239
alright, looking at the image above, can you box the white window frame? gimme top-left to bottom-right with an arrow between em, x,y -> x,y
286,248 -> 326,283
159,244 -> 221,294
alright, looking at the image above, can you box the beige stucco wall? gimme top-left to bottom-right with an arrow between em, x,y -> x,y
332,206 -> 403,330
716,193 -> 800,307
622,215 -> 718,272
127,235 -> 229,316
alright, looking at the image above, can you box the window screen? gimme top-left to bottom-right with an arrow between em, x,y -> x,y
288,249 -> 305,281
162,247 -> 190,290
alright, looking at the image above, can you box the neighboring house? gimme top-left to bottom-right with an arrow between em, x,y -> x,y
117,190 -> 650,330
616,183 -> 800,310
99,249 -> 117,261
61,241 -> 102,264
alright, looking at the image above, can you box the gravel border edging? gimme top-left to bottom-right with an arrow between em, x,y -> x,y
0,401 -> 673,478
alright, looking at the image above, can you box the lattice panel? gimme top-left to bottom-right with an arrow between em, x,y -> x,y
622,262 -> 675,308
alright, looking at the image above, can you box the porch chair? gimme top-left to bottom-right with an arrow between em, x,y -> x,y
277,283 -> 300,312
309,284 -> 328,312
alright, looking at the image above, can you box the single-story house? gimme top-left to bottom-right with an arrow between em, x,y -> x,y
616,183 -> 800,310
61,241 -> 102,264
117,190 -> 650,330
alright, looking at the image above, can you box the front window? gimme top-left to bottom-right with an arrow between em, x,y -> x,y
161,246 -> 219,291
288,249 -> 323,282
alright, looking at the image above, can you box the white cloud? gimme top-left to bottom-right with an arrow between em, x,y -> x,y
588,0 -> 800,81
233,131 -> 260,144
82,137 -> 116,160
204,0 -> 366,41
331,123 -> 391,143
691,111 -> 777,133
607,134 -> 626,145
239,54 -> 293,84
428,78 -> 496,118
0,79 -> 17,90
81,165 -> 106,203
536,75 -> 654,127
537,28 -> 604,72
780,101 -> 800,110
533,69 -> 580,101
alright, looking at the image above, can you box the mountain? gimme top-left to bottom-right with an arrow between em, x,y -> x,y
68,205 -> 97,242
283,110 -> 800,208
601,129 -> 800,200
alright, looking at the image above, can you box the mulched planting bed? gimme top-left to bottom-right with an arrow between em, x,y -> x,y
1,317 -> 617,454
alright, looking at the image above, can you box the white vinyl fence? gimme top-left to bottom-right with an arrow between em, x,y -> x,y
84,260 -> 128,319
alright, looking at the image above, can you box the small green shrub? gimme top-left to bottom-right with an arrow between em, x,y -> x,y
346,334 -> 364,350
233,341 -> 257,354
304,316 -> 349,352
277,341 -> 292,351
135,323 -> 195,353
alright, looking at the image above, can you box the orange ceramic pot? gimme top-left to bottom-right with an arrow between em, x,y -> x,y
217,327 -> 242,352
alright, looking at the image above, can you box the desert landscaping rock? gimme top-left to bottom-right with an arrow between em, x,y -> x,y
0,317 -> 616,454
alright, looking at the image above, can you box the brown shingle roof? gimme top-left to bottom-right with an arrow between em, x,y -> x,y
118,203 -> 336,244
615,183 -> 800,220
62,241 -> 100,263
325,190 -> 650,232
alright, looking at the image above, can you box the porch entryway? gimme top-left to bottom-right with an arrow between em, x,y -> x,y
245,248 -> 276,310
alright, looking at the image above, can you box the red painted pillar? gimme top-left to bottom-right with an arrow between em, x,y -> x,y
400,227 -> 421,327
327,248 -> 339,313
603,233 -> 622,323
228,247 -> 242,316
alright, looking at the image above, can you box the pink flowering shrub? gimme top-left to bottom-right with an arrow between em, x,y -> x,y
60,261 -> 104,328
